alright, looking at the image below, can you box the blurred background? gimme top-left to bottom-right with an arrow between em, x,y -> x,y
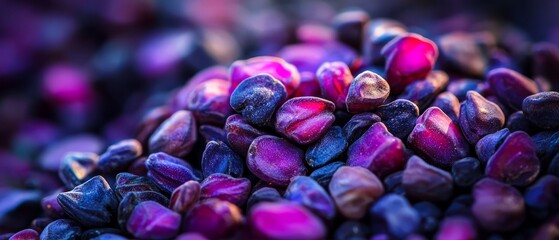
1,0 -> 559,230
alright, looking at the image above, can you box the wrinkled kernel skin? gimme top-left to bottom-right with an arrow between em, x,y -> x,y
247,135 -> 307,186
249,202 -> 326,240
200,173 -> 251,206
224,114 -> 266,157
275,96 -> 336,145
57,176 -> 119,228
126,201 -> 181,240
399,70 -> 449,111
329,166 -> 385,219
381,33 -> 439,94
148,110 -> 197,158
431,91 -> 460,122
39,219 -> 82,240
229,56 -> 301,96
347,122 -> 406,179
345,70 -> 390,113
370,194 -> 420,239
475,128 -> 510,164
472,178 -> 525,232
342,112 -> 382,144
523,91 -> 559,129
230,73 -> 288,126
182,199 -> 243,239
199,125 -> 227,144
145,152 -> 201,194
485,131 -> 540,186
408,107 -> 470,169
402,156 -> 453,202
185,78 -> 233,125
458,91 -> 505,145
376,99 -> 419,140
114,172 -> 159,198
170,180 -> 200,214
316,61 -> 353,109
306,126 -> 347,169
9,229 -> 39,240
99,139 -> 142,173
487,68 -> 539,110
135,106 -> 173,146
201,141 -> 243,178
58,152 -> 99,190
117,191 -> 170,231
284,176 -> 336,220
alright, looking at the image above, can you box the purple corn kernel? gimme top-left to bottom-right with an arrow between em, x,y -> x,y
408,107 -> 470,169
472,178 -> 525,232
39,134 -> 104,171
363,19 -> 407,66
276,96 -> 336,145
333,10 -> 370,51
127,201 -> 181,240
278,42 -> 358,74
523,91 -> 559,129
247,135 -> 307,187
182,199 -> 243,239
431,91 -> 461,122
81,228 -> 123,239
342,112 -> 382,144
41,190 -> 66,219
309,161 -> 345,188
445,194 -> 474,217
58,152 -> 99,190
370,194 -> 420,239
249,201 -> 326,240
224,114 -> 266,157
381,33 -> 438,94
316,61 -> 353,109
531,214 -> 559,240
230,73 -> 288,126
399,70 -> 449,111
128,157 -> 148,176
532,131 -> 559,167
329,166 -> 384,219
99,139 -> 142,173
176,233 -> 209,240
8,229 -> 38,240
347,122 -> 406,179
169,180 -> 200,214
485,131 -> 540,186
135,106 -> 173,146
145,152 -> 201,194
532,43 -> 559,91
524,175 -> 559,220
57,176 -> 119,228
458,91 -> 505,145
198,125 -> 227,144
200,173 -> 251,207
434,216 -> 477,240
174,66 -> 229,111
451,158 -> 483,188
438,32 -> 487,77
506,111 -> 540,135
229,56 -> 300,96
118,191 -> 169,231
39,219 -> 82,240
413,202 -> 442,233
284,176 -> 336,220
148,110 -> 197,158
446,79 -> 484,102
475,128 -> 510,164
293,71 -> 322,98
185,78 -> 233,125
247,187 -> 283,210
376,99 -> 419,140
201,141 -> 243,178
114,172 -> 159,199
486,95 -> 510,119
402,156 -> 453,202
345,70 -> 390,113
487,68 -> 539,110
30,217 -> 53,233
383,171 -> 405,195
306,126 -> 347,169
